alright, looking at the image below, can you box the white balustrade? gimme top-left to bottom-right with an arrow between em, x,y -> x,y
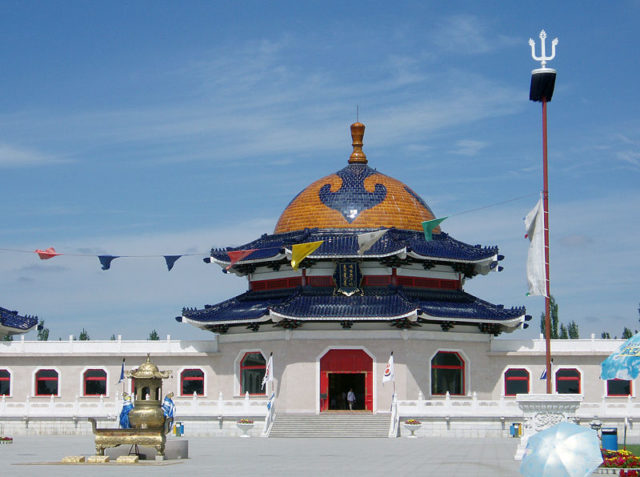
397,395 -> 640,421
0,392 -> 269,420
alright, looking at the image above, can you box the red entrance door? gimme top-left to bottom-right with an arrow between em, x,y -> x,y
320,349 -> 373,412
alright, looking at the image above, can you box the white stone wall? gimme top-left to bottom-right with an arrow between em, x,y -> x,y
0,333 -> 636,437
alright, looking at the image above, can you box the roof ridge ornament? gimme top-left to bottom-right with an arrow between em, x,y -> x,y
529,30 -> 558,70
348,122 -> 367,164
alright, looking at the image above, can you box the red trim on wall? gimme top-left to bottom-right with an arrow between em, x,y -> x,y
180,368 -> 205,396
251,277 -> 302,291
319,349 -> 373,412
83,369 -> 107,396
504,368 -> 530,396
251,275 -> 460,291
431,351 -> 465,396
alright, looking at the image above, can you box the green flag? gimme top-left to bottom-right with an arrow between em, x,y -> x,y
422,217 -> 447,241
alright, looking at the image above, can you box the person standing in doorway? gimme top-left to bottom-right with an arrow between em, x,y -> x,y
347,388 -> 356,411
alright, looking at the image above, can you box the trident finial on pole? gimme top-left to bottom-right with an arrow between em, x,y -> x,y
529,30 -> 558,69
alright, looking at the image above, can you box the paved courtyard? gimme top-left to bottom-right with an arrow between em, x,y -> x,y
1,435 -> 522,476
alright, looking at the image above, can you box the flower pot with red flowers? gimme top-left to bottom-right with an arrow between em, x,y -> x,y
403,419 -> 422,438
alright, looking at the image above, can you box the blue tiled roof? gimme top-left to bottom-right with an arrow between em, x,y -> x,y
209,228 -> 497,265
402,289 -> 525,321
181,289 -> 291,323
0,306 -> 38,331
181,286 -> 524,326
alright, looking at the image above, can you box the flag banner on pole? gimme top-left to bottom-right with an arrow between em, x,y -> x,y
382,352 -> 395,384
422,217 -> 447,242
118,359 -> 125,384
540,368 -> 547,380
290,241 -> 323,270
35,247 -> 61,260
226,249 -> 257,270
262,353 -> 273,390
524,195 -> 547,296
98,255 -> 119,270
357,229 -> 388,255
164,255 -> 182,271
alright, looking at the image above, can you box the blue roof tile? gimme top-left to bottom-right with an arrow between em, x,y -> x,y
0,306 -> 38,331
209,228 -> 497,265
181,286 -> 524,326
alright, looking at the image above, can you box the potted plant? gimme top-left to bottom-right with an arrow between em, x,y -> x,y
236,418 -> 254,437
403,419 -> 422,438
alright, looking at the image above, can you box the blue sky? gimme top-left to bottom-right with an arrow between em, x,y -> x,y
1,1 -> 638,340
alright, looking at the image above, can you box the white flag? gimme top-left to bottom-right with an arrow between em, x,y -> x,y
382,353 -> 395,384
261,354 -> 273,390
357,229 -> 388,255
524,196 -> 547,297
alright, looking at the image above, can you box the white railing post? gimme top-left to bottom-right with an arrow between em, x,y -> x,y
263,392 -> 276,436
388,392 -> 399,438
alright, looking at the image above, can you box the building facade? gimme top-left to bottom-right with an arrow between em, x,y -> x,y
1,123 -> 635,438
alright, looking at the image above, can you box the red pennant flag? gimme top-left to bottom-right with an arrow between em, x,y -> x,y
35,247 -> 61,260
226,249 -> 257,270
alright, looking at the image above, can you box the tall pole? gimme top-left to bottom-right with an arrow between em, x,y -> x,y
542,98 -> 552,394
529,30 -> 558,394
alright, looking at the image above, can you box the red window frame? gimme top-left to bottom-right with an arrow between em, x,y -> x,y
180,368 -> 205,396
83,369 -> 107,396
504,368 -> 530,396
431,351 -> 465,396
0,369 -> 10,396
607,379 -> 632,397
240,352 -> 266,396
35,369 -> 59,396
555,368 -> 581,394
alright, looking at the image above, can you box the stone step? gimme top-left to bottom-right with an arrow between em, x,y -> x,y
269,413 -> 390,438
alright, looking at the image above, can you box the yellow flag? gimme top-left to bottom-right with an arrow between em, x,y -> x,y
291,241 -> 323,270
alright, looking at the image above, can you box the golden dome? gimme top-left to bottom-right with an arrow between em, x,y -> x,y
126,354 -> 171,380
274,123 -> 437,234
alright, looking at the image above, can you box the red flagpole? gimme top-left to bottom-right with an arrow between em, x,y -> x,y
542,99 -> 552,394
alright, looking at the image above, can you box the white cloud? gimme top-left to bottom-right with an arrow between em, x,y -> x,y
0,144 -> 64,168
450,139 -> 488,156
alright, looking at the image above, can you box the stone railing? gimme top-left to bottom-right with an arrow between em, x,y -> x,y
0,392 -> 268,420
397,393 -> 640,422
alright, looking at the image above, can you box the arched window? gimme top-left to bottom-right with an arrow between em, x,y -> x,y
555,368 -> 581,394
0,369 -> 10,396
35,369 -> 59,396
504,368 -> 530,396
431,351 -> 465,396
83,369 -> 107,396
181,369 -> 205,396
240,352 -> 266,395
607,379 -> 632,397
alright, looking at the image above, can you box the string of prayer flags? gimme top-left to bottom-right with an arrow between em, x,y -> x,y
290,241 -> 323,270
226,249 -> 257,270
357,229 -> 388,255
35,247 -> 61,260
98,255 -> 119,271
164,255 -> 182,271
422,217 -> 447,242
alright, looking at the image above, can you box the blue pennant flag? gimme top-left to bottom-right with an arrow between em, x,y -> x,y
540,368 -> 547,380
118,359 -> 125,384
98,255 -> 119,270
164,255 -> 182,271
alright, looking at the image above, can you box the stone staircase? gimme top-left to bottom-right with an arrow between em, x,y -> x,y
268,413 -> 390,438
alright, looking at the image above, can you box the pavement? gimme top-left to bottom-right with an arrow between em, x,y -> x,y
1,435 -> 523,476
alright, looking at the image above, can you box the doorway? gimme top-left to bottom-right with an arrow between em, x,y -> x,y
328,373 -> 365,410
319,348 -> 373,412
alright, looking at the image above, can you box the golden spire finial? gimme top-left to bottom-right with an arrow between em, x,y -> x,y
348,122 -> 367,164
